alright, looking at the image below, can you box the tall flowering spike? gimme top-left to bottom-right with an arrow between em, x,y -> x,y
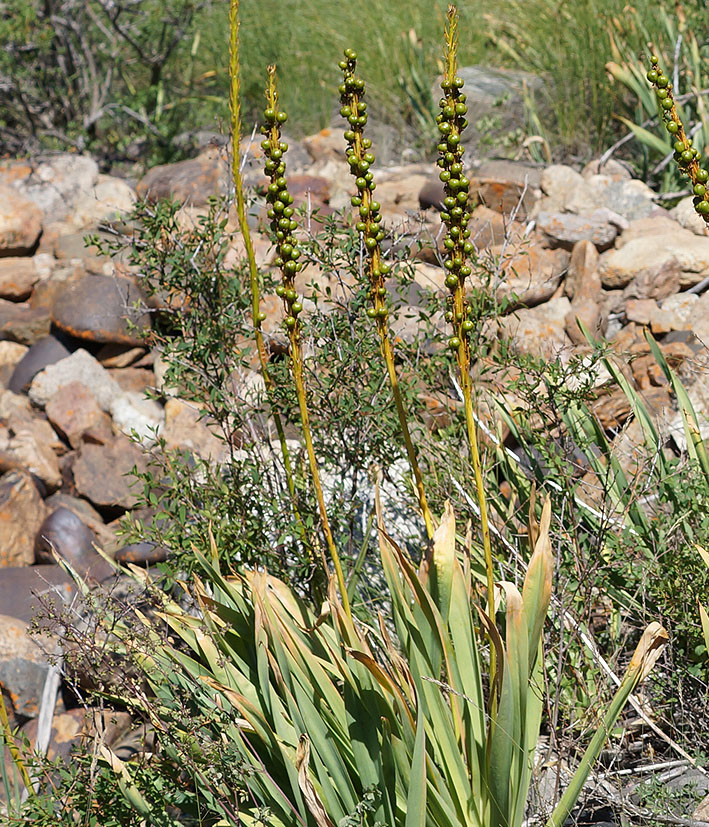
261,66 -> 305,332
646,52 -> 709,224
338,49 -> 391,324
337,47 -> 435,541
436,4 -> 475,355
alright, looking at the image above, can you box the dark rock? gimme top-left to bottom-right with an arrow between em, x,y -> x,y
114,542 -> 168,566
51,274 -> 151,345
72,435 -> 149,510
0,566 -> 74,624
418,178 -> 445,211
8,335 -> 71,394
0,614 -> 55,724
438,65 -> 545,158
35,507 -> 113,582
0,470 -> 47,567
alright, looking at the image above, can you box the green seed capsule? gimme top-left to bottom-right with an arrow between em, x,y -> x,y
696,200 -> 709,215
367,306 -> 377,318
445,274 -> 459,289
377,286 -> 387,296
439,122 -> 452,134
656,74 -> 669,87
647,69 -> 659,82
697,169 -> 709,182
666,121 -> 679,134
661,98 -> 673,110
656,88 -> 668,100
682,150 -> 694,163
285,316 -> 296,329
275,284 -> 286,297
276,111 -> 288,124
344,130 -> 355,141
694,184 -> 706,197
462,319 -> 474,332
376,306 -> 388,318
257,311 -> 267,322
365,237 -> 378,250
264,108 -> 276,122
291,301 -> 303,314
356,221 -> 366,232
448,337 -> 461,350
370,201 -> 381,212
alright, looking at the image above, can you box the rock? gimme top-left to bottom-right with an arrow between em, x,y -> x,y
136,147 -> 227,205
35,507 -> 113,582
389,306 -> 445,351
0,471 -> 46,566
659,293 -> 698,329
614,215 -> 681,248
418,177 -> 445,211
0,257 -> 45,300
109,391 -> 164,445
108,366 -> 154,393
373,168 -> 431,215
69,174 -> 137,231
690,292 -> 709,343
625,298 -> 659,325
466,204 -> 525,251
161,397 -> 225,462
565,298 -> 604,344
0,300 -> 51,344
2,154 -> 99,220
498,296 -> 573,359
0,185 -> 42,254
0,614 -> 55,723
96,344 -> 148,369
8,334 -> 72,394
670,195 -> 709,236
599,230 -> 709,289
44,492 -> 116,553
536,210 -> 617,250
494,242 -> 569,307
72,435 -> 149,510
622,257 -> 682,301
46,381 -> 112,449
0,341 -> 28,387
53,232 -> 114,275
287,174 -> 331,205
538,165 -> 656,220
51,274 -> 151,345
114,541 -> 168,566
19,708 -> 86,764
302,128 -> 346,163
471,159 -> 541,220
445,66 -> 545,157
0,566 -> 74,625
540,165 -> 586,210
3,426 -> 61,490
29,349 -> 122,411
581,158 -> 632,180
565,239 -> 601,302
411,261 -> 447,294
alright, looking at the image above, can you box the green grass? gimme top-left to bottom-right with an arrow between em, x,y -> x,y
189,0 -> 705,161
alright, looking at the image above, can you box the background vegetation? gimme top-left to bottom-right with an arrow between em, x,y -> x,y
1,0 -> 706,173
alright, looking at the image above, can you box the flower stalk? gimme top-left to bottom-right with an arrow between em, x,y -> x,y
645,51 -> 709,223
436,4 -> 495,620
261,66 -> 351,620
338,48 -> 435,542
228,0 -> 312,562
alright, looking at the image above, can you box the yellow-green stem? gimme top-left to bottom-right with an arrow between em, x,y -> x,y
228,0 -> 311,557
379,327 -> 434,539
289,332 -> 352,619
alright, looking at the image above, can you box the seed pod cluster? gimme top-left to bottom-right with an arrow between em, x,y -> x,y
436,72 -> 475,350
338,49 -> 390,323
646,54 -> 709,222
261,67 -> 304,331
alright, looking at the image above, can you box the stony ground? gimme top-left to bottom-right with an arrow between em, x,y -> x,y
1,131 -> 709,820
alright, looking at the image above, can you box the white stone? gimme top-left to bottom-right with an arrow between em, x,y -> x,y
29,349 -> 121,410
